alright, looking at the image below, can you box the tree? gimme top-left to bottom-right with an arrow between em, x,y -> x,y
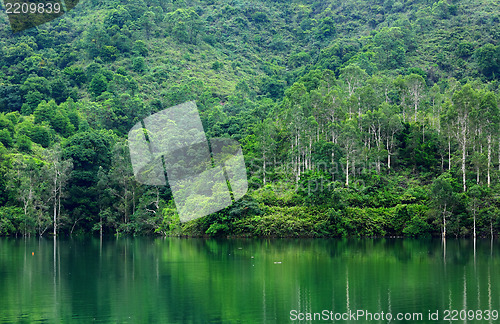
474,44 -> 499,79
63,131 -> 114,232
428,84 -> 443,132
253,118 -> 277,186
29,125 -> 51,148
380,103 -> 402,170
315,16 -> 336,41
362,108 -> 385,173
340,120 -> 359,187
100,46 -> 118,62
467,185 -> 486,238
373,27 -> 407,69
43,146 -> 73,236
63,66 -> 87,87
50,78 -> 69,104
282,82 -> 308,183
405,74 -> 426,123
164,9 -> 203,44
451,84 -> 480,192
106,141 -> 137,226
340,65 -> 368,98
0,85 -> 22,113
21,76 -> 51,98
3,43 -> 35,65
339,65 -> 368,118
432,0 -> 451,19
84,25 -> 110,59
89,74 -> 108,97
132,40 -> 149,56
34,100 -> 56,124
7,155 -> 48,236
157,201 -> 181,236
0,129 -> 13,148
431,172 -> 456,238
16,135 -> 32,153
478,92 -> 498,187
104,6 -> 131,28
139,11 -> 156,39
132,57 -> 146,72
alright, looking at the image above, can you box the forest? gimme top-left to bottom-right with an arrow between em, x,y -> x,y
0,0 -> 499,238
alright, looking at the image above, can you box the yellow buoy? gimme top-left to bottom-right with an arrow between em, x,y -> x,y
32,252 -> 34,256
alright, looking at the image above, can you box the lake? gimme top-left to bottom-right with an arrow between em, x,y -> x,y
0,238 -> 499,323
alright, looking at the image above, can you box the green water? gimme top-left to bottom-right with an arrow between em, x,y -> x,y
0,238 -> 499,323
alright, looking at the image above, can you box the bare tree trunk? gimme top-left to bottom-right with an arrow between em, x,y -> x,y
53,168 -> 57,237
53,194 -> 57,236
386,137 -> 391,170
358,95 -> 362,119
57,185 -> 61,228
488,134 -> 491,187
331,137 -> 335,180
377,127 -> 381,173
71,218 -> 83,235
263,152 -> 266,185
448,139 -> 451,170
462,128 -> 467,192
414,102 -> 418,123
308,137 -> 312,170
345,154 -> 349,187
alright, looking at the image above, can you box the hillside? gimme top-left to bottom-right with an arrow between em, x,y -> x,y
0,0 -> 499,237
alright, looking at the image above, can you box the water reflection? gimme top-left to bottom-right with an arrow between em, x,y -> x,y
0,238 -> 499,323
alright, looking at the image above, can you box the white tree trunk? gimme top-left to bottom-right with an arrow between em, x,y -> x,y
462,126 -> 467,192
487,135 -> 491,187
448,139 -> 451,170
53,167 -> 58,236
346,154 -> 349,187
263,153 -> 266,186
473,204 -> 476,239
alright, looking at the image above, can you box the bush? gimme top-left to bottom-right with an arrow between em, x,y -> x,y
251,12 -> 269,23
0,207 -> 24,235
132,57 -> 146,72
29,125 -> 51,147
0,129 -> 13,147
16,134 -> 32,152
89,74 -> 108,97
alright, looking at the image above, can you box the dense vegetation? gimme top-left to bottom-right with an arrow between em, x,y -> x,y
0,0 -> 499,238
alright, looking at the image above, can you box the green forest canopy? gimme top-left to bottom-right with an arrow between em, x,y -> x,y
0,0 -> 499,238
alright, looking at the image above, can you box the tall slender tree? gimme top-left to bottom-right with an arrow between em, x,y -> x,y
451,84 -> 480,192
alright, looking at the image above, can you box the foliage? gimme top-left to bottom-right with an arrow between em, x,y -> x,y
0,0 -> 499,237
